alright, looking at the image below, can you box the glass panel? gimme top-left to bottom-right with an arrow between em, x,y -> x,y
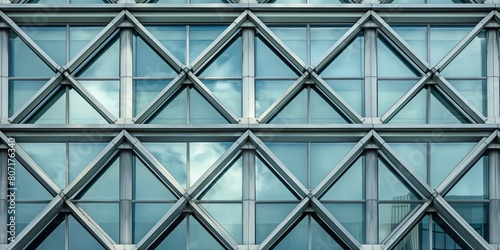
269,26 -> 307,63
325,80 -> 364,115
79,157 -> 119,200
270,89 -> 307,124
379,203 -> 417,242
441,32 -> 486,77
189,217 -> 225,250
255,35 -> 297,78
275,216 -> 308,250
202,203 -> 242,243
190,26 -> 227,63
311,217 -> 343,250
71,0 -> 108,4
146,26 -> 186,64
68,215 -> 103,250
430,143 -> 475,188
389,89 -> 426,124
134,157 -> 176,200
446,156 -> 488,200
394,215 -> 429,250
256,203 -> 296,243
68,143 -> 107,183
8,80 -> 46,117
199,35 -> 242,78
79,203 -> 119,242
430,89 -> 470,124
310,89 -> 348,124
21,26 -> 66,66
310,143 -> 356,188
255,80 -> 294,117
16,203 -> 48,234
69,89 -> 107,124
80,80 -> 120,117
20,143 -> 66,188
27,0 -> 65,3
28,88 -> 66,124
190,88 -> 228,124
320,34 -> 364,78
36,220 -> 65,250
143,143 -> 187,188
310,26 -> 349,65
156,218 -> 186,249
267,142 -> 307,186
324,203 -> 365,243
392,26 -> 427,62
9,31 -> 53,77
190,0 -> 227,3
202,158 -> 242,200
133,34 -> 177,78
449,203 -> 488,240
378,80 -> 415,116
321,156 -> 364,200
430,26 -> 472,65
16,163 -> 52,200
133,79 -> 168,116
203,80 -> 242,117
377,36 -> 419,78
267,0 -> 306,3
448,80 -> 486,116
190,142 -> 231,187
148,88 -> 187,124
389,143 -> 427,183
256,157 -> 295,200
378,159 -> 418,201
77,37 -> 119,77
433,220 -> 462,250
133,203 -> 173,243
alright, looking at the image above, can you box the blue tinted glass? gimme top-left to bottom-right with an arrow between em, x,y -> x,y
148,88 -> 187,124
256,158 -> 296,200
378,80 -> 415,116
190,89 -> 228,124
69,143 -> 107,183
446,156 -> 488,199
203,80 -> 242,117
379,203 -> 417,242
189,217 -> 224,250
133,203 -> 173,243
320,35 -> 364,78
310,143 -> 355,188
310,89 -> 348,124
28,89 -> 66,124
389,143 -> 427,183
433,220 -> 462,249
21,26 -> 66,65
9,31 -> 53,77
156,218 -> 187,249
36,220 -> 65,250
133,34 -> 177,78
199,36 -> 242,78
389,89 -> 426,124
134,157 -> 176,200
430,143 -> 475,188
392,26 -> 427,61
143,142 -> 187,188
8,80 -> 47,117
378,159 -> 418,201
79,157 -> 119,200
190,26 -> 227,63
430,89 -> 470,124
79,203 -> 119,242
69,89 -> 107,124
325,80 -> 364,116
202,203 -> 242,243
68,215 -> 104,250
270,90 -> 307,124
448,80 -> 486,116
77,37 -> 119,77
267,143 -> 307,185
69,26 -> 103,60
255,80 -> 294,117
430,26 -> 472,65
202,158 -> 242,200
133,79 -> 168,116
80,80 -> 120,117
311,217 -> 343,250
377,37 -> 419,78
310,27 -> 349,65
16,163 -> 53,200
324,203 -> 365,243
394,216 -> 429,250
322,156 -> 364,200
275,216 -> 308,250
71,0 -> 108,3
441,32 -> 486,77
256,203 -> 296,243
16,203 -> 48,234
20,143 -> 66,188
190,142 -> 231,187
269,26 -> 307,63
449,203 -> 488,240
146,26 -> 186,64
255,35 -> 297,78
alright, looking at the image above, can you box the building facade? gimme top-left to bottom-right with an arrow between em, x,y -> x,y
0,0 -> 499,249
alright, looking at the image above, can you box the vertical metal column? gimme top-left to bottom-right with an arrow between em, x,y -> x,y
119,147 -> 133,244
365,145 -> 378,244
0,148 -> 7,244
364,25 -> 377,121
485,26 -> 499,122
0,24 -> 9,124
242,23 -> 255,124
489,150 -> 499,244
119,23 -> 134,123
242,143 -> 256,245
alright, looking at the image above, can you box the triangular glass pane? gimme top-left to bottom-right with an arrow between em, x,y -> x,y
68,215 -> 104,249
143,142 -> 187,188
133,79 -> 168,116
320,34 -> 364,78
199,35 -> 242,78
202,157 -> 242,200
190,142 -> 232,187
267,142 -> 307,186
36,219 -> 65,250
17,203 -> 49,235
68,143 -> 107,183
255,35 -> 297,78
80,80 -> 120,117
379,203 -> 418,242
148,88 -> 187,124
256,157 -> 296,200
388,143 -> 427,183
190,88 -> 228,124
310,88 -> 349,124
9,31 -> 53,78
69,89 -> 108,124
203,80 -> 242,117
441,33 -> 486,78
28,88 -> 66,124
323,203 -> 366,243
79,203 -> 119,242
269,26 -> 307,63
155,218 -> 187,249
133,34 -> 177,78
325,80 -> 364,116
69,26 -> 105,61
377,36 -> 419,78
430,142 -> 475,188
77,37 -> 119,78
311,27 -> 349,65
8,80 -> 47,117
270,89 -> 307,124
448,80 -> 486,116
378,80 -> 415,116
389,89 -> 426,124
311,217 -> 344,250
255,80 -> 295,117
448,203 -> 488,241
430,26 -> 473,65
133,156 -> 176,200
445,156 -> 488,200
202,203 -> 242,243
378,158 -> 418,201
16,163 -> 53,200
20,143 -> 66,188
146,26 -> 186,64
392,26 -> 427,62
79,157 -> 119,200
21,26 -> 66,66
310,143 -> 356,188
190,26 -> 227,63
256,203 -> 296,243
432,220 -> 462,249
133,203 -> 174,243
394,215 -> 429,250
274,216 -> 308,250
321,156 -> 364,200
430,88 -> 470,124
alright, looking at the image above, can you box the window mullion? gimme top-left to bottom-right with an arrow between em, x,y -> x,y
119,148 -> 133,244
365,147 -> 378,244
242,144 -> 256,244
364,27 -> 377,119
485,28 -> 499,121
1,27 -> 8,123
242,26 -> 255,123
119,26 -> 133,123
489,149 -> 500,244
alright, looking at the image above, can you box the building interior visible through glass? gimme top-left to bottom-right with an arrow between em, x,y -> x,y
0,0 -> 497,249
